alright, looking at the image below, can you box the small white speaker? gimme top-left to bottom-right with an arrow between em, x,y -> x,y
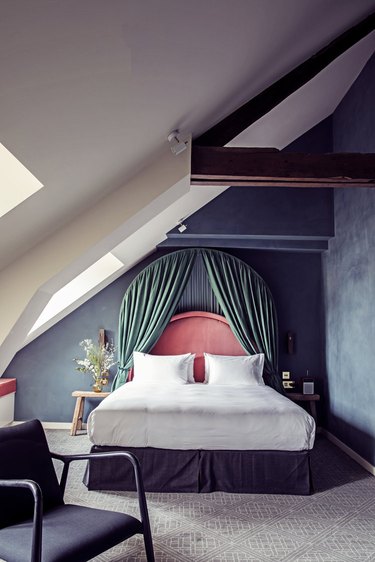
303,380 -> 314,395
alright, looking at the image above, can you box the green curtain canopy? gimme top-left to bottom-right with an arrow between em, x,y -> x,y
112,248 -> 283,394
114,249 -> 197,388
201,250 -> 282,393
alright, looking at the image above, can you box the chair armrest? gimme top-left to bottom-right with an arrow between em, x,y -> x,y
0,479 -> 43,562
51,451 -> 152,537
51,450 -> 143,496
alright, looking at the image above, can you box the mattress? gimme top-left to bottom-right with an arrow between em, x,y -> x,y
87,383 -> 315,451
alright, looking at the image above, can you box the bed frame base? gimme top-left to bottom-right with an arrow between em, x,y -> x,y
84,446 -> 313,495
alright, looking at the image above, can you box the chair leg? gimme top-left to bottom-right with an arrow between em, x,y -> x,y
143,531 -> 155,562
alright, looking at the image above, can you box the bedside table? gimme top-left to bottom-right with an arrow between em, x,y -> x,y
287,393 -> 320,424
71,390 -> 110,435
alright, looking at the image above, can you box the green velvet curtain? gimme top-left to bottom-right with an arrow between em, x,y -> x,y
200,249 -> 283,394
112,249 -> 197,389
113,248 -> 283,394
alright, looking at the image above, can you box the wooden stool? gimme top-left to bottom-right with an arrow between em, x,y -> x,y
71,390 -> 110,435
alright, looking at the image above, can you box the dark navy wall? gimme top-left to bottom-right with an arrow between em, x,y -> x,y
230,249 -> 324,393
5,252 -> 170,422
168,185 -> 333,240
286,116 -> 332,153
323,53 -> 375,465
6,246 -> 324,423
5,105 -> 333,424
167,118 -> 334,247
333,55 -> 375,153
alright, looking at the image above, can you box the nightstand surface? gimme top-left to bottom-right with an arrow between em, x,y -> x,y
287,393 -> 320,424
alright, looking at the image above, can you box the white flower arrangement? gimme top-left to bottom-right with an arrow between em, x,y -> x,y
74,339 -> 117,389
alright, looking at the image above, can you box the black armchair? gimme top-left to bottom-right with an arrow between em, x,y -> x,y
0,419 -> 154,562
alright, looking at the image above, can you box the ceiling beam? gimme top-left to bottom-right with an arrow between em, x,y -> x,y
194,11 -> 375,147
191,146 -> 375,188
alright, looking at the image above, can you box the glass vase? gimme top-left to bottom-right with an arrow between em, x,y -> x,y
92,381 -> 102,393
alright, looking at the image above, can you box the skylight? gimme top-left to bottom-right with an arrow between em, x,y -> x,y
0,143 -> 44,218
29,253 -> 124,334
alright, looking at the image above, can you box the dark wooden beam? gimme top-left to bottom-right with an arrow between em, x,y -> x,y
191,146 -> 375,188
194,12 -> 375,147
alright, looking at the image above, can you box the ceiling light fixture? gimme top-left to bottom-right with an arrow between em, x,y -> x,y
177,220 -> 187,233
167,130 -> 188,156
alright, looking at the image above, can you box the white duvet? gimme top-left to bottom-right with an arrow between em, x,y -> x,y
87,383 -> 315,451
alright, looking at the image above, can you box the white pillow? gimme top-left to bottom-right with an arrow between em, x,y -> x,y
132,351 -> 196,385
204,353 -> 265,386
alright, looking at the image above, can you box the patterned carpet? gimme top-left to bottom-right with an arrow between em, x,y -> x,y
43,430 -> 375,562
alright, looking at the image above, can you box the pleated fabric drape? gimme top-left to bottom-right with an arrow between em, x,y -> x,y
113,248 -> 283,394
201,250 -> 283,394
112,249 -> 197,389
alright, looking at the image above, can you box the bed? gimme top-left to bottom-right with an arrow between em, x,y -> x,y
85,311 -> 315,495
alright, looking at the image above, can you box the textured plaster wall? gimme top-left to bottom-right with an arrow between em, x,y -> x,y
168,118 -> 334,244
5,117 -> 332,423
5,252 -> 169,423
169,185 -> 333,241
6,247 -> 324,423
323,52 -> 375,465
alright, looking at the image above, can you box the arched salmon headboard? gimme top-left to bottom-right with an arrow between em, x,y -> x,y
145,311 -> 245,382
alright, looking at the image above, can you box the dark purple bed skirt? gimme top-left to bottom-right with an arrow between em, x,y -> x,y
84,446 -> 313,495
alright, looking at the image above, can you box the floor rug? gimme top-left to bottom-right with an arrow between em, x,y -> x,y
40,430 -> 375,561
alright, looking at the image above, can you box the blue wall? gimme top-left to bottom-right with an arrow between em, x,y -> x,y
5,252 -> 170,423
323,52 -> 375,465
6,246 -> 325,423
167,185 -> 333,242
6,51 -> 374,469
230,249 -> 324,394
5,115 -> 332,423
166,118 -> 334,252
